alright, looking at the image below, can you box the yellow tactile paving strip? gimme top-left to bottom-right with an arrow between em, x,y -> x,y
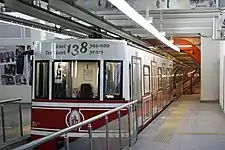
153,99 -> 190,142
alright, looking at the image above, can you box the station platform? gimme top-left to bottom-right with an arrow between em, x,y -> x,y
131,94 -> 225,150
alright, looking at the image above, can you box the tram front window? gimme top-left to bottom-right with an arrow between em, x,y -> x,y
104,61 -> 123,99
35,61 -> 49,98
52,61 -> 100,99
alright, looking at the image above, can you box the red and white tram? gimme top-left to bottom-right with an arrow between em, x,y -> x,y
31,39 -> 179,149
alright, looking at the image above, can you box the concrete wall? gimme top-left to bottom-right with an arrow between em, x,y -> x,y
201,37 -> 220,101
0,85 -> 31,103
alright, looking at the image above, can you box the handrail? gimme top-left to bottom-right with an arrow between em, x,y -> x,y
0,98 -> 22,104
13,100 -> 138,150
0,98 -> 23,144
183,78 -> 200,94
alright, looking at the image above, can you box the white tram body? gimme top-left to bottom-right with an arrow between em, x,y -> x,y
32,39 -> 175,149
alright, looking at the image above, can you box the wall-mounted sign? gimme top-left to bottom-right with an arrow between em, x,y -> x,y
84,68 -> 93,81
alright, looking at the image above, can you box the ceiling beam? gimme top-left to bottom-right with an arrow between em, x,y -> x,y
170,53 -> 189,57
5,0 -> 113,38
176,56 -> 194,60
96,8 -> 219,16
101,14 -> 217,20
48,0 -> 150,48
124,27 -> 212,36
0,13 -> 86,38
108,18 -> 212,25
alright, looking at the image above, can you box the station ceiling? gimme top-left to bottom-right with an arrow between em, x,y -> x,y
2,0 -> 214,71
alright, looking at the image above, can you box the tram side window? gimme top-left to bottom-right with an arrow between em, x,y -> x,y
35,62 -> 49,99
166,68 -> 170,86
104,61 -> 123,99
143,65 -> 150,94
52,61 -> 100,99
158,67 -> 162,90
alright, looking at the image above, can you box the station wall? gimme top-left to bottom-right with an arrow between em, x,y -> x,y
0,22 -> 55,103
219,41 -> 225,111
201,37 -> 220,102
219,0 -> 225,7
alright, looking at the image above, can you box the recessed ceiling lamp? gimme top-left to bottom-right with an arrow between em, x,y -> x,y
108,0 -> 180,52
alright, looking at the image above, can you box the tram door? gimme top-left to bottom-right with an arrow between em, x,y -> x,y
131,56 -> 142,144
151,61 -> 157,116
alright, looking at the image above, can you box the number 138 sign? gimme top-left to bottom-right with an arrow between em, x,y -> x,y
67,42 -> 88,56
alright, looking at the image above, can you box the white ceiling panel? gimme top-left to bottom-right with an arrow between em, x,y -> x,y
96,8 -> 218,38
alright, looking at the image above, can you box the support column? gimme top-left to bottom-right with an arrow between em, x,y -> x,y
201,37 -> 220,102
219,41 -> 225,110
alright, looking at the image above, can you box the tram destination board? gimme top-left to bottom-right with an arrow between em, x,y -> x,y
36,39 -> 126,60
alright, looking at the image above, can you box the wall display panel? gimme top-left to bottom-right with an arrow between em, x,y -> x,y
0,45 -> 28,86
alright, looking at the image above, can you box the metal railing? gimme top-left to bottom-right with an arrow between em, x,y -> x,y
14,100 -> 139,150
183,77 -> 200,94
0,98 -> 23,144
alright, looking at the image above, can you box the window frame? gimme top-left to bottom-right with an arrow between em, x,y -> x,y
166,68 -> 170,86
34,60 -> 49,99
151,61 -> 157,92
103,60 -> 123,100
158,67 -> 163,90
52,60 -> 100,99
143,65 -> 151,94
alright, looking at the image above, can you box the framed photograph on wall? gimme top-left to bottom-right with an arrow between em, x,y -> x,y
0,45 -> 28,86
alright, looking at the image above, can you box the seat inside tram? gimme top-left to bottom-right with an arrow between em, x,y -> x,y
35,60 -> 123,100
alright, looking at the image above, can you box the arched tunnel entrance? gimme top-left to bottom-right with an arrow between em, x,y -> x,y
145,37 -> 201,96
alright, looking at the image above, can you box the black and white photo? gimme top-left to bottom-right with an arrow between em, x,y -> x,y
4,64 -> 16,75
15,74 -> 27,85
190,0 -> 216,7
1,75 -> 15,85
0,45 -> 28,86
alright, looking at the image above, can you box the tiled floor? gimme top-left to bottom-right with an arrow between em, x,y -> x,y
131,94 -> 225,150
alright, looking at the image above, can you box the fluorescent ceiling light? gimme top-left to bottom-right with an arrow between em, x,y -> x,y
0,20 -> 74,39
148,46 -> 155,49
177,45 -> 192,48
145,17 -> 153,24
159,31 -> 166,36
54,33 -> 72,39
4,12 -> 36,20
75,20 -> 92,27
107,32 -> 119,38
169,39 -> 174,43
108,0 -> 180,52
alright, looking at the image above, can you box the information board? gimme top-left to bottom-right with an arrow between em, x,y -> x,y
35,39 -> 126,60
